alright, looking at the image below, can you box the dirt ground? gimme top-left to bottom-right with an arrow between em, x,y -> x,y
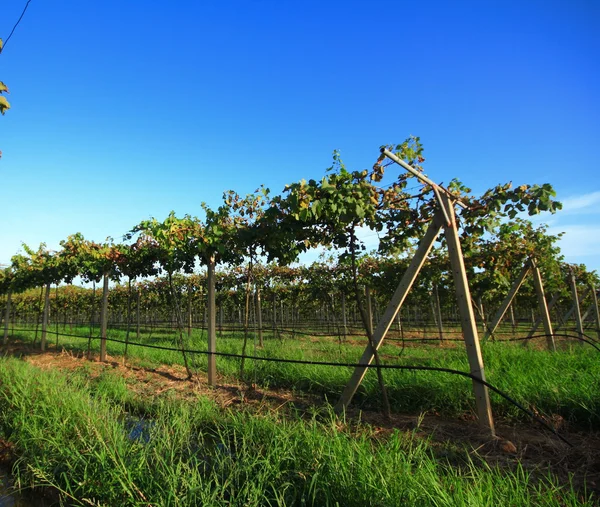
3,341 -> 600,499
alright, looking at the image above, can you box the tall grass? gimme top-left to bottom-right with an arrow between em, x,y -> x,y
8,323 -> 600,428
0,357 -> 593,506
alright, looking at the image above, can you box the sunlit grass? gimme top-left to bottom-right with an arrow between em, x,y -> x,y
0,358 -> 593,506
7,322 -> 600,428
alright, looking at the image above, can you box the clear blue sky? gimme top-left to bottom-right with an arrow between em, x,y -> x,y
1,0 -> 599,272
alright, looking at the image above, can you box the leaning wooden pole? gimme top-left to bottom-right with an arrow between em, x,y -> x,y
256,286 -> 264,347
100,273 -> 109,361
335,211 -> 445,411
365,286 -> 374,337
590,284 -> 600,341
433,283 -> 444,342
3,289 -> 12,346
41,282 -> 51,352
555,288 -> 591,333
531,259 -> 555,351
341,292 -> 348,341
526,292 -> 560,339
484,262 -> 531,341
207,256 -> 217,385
569,270 -> 584,344
440,193 -> 495,436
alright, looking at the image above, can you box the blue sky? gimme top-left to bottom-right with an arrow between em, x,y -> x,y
1,0 -> 599,273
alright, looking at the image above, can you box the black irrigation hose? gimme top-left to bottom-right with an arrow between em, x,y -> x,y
4,326 -> 591,446
90,334 -> 573,446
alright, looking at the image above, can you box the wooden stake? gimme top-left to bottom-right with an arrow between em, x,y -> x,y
433,283 -> 444,342
531,259 -> 555,351
365,286 -> 374,337
569,270 -> 584,343
336,211 -> 445,411
590,284 -> 600,341
207,256 -> 217,385
526,293 -> 560,339
187,285 -> 193,337
484,262 -> 531,341
256,286 -> 263,347
555,288 -> 591,332
136,288 -> 141,341
41,282 -> 51,352
341,292 -> 348,341
441,193 -> 494,435
3,290 -> 12,346
100,273 -> 109,361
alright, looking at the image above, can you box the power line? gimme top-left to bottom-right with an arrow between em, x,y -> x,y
1,0 -> 32,53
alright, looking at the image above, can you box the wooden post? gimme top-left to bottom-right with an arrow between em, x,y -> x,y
569,270 -> 584,343
100,273 -> 109,361
365,286 -> 374,337
526,292 -> 559,339
441,193 -> 494,435
531,259 -> 555,351
477,296 -> 486,336
341,292 -> 348,341
433,283 -> 444,341
187,285 -> 193,337
3,290 -> 12,346
272,292 -> 277,337
336,211 -> 445,411
509,303 -> 516,334
207,256 -> 217,385
555,288 -> 591,332
256,286 -> 264,347
484,262 -> 531,341
41,282 -> 51,352
136,289 -> 141,341
590,285 -> 600,341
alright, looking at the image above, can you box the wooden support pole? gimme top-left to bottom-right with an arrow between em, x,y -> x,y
433,283 -> 444,342
365,286 -> 374,337
207,256 -> 217,385
256,286 -> 263,347
555,288 -> 591,332
590,285 -> 600,341
41,282 -> 51,352
341,292 -> 348,341
441,193 -> 494,435
484,263 -> 531,341
3,290 -> 12,346
100,273 -> 109,361
569,270 -> 584,343
526,293 -> 560,339
136,289 -> 141,341
336,211 -> 445,411
531,260 -> 555,351
187,285 -> 193,337
476,296 -> 486,336
509,304 -> 516,334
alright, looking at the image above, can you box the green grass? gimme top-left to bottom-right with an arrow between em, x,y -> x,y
0,357 -> 594,506
7,322 -> 600,428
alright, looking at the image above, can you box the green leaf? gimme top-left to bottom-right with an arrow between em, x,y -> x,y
0,96 -> 10,115
0,82 -> 8,94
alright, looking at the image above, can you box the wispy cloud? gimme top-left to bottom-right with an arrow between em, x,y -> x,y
547,224 -> 600,258
559,191 -> 600,215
